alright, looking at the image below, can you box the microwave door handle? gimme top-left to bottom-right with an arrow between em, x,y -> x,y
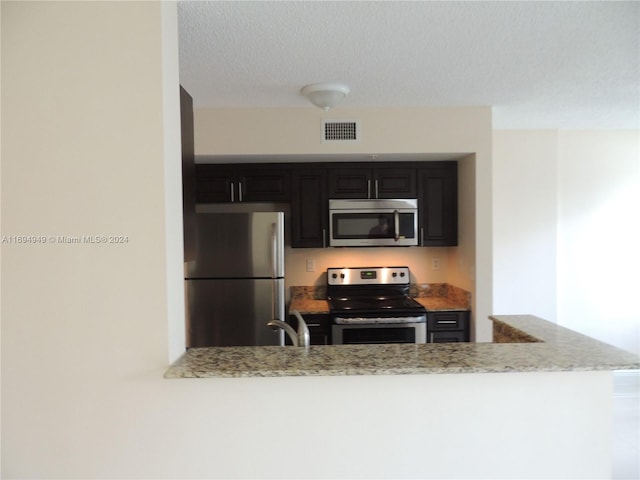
394,209 -> 400,241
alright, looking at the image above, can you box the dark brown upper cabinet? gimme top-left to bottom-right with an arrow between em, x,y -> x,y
192,160 -> 458,248
195,164 -> 290,203
418,162 -> 458,246
328,165 -> 417,199
290,166 -> 328,248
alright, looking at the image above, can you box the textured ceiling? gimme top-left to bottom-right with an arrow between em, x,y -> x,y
178,1 -> 639,129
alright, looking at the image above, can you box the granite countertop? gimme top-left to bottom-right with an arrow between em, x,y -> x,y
289,298 -> 330,314
164,315 -> 639,378
413,297 -> 466,311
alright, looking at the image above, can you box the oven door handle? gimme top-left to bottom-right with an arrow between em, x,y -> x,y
394,209 -> 400,241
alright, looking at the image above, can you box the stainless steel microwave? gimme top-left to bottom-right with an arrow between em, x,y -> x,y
329,199 -> 419,247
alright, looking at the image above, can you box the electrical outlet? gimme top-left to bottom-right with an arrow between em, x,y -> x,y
432,258 -> 440,271
306,258 -> 316,272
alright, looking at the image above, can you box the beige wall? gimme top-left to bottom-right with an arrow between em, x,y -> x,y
1,1 -> 175,475
493,130 -> 558,322
196,106 -> 488,155
557,130 -> 639,354
194,106 -> 492,341
493,129 -> 640,354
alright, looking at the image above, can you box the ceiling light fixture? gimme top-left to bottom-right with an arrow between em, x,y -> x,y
300,83 -> 350,111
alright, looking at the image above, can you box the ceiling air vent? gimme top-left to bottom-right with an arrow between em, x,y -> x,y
322,119 -> 361,143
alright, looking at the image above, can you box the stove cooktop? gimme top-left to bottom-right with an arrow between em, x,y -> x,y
326,266 -> 426,317
328,295 -> 424,313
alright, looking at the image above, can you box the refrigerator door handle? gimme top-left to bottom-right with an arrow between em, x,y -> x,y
271,279 -> 276,323
271,222 -> 277,278
272,279 -> 285,345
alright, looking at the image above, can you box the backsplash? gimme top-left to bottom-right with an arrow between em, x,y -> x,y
290,285 -> 327,300
285,245 -> 456,287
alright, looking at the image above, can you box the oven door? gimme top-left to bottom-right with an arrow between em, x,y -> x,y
329,199 -> 418,247
332,317 -> 427,345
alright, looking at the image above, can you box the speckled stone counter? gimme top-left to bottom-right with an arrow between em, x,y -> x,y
164,314 -> 639,378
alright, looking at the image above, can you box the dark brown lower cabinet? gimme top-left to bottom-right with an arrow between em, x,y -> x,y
427,311 -> 470,342
287,313 -> 331,345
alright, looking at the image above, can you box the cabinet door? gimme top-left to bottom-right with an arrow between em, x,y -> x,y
430,331 -> 467,343
328,167 -> 371,198
195,164 -> 290,203
419,163 -> 458,246
195,164 -> 234,203
291,168 -> 328,248
286,313 -> 331,345
374,167 -> 417,198
239,167 -> 290,202
328,165 -> 416,199
301,314 -> 331,345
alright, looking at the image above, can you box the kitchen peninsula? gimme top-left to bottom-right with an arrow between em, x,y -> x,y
165,315 -> 637,478
165,315 -> 638,378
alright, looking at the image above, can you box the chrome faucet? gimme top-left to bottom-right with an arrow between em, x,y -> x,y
267,309 -> 310,347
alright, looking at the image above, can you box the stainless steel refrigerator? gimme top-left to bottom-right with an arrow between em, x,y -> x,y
185,212 -> 285,347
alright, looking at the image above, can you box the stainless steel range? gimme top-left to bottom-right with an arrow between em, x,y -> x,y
327,266 -> 427,344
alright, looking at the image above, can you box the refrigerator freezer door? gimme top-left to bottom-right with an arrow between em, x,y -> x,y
185,212 -> 284,279
186,278 -> 285,347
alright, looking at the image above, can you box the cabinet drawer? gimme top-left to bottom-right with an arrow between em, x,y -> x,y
428,311 -> 466,330
430,331 -> 467,343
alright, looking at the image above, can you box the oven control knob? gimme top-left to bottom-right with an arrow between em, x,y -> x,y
400,272 -> 405,277
392,272 -> 397,277
331,273 -> 337,279
340,273 -> 345,279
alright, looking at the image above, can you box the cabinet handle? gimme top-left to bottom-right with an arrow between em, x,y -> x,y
367,179 -> 371,199
437,320 -> 458,325
230,183 -> 235,202
375,179 -> 379,199
429,332 -> 434,343
420,227 -> 424,247
322,228 -> 327,248
239,182 -> 243,202
306,323 -> 321,328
